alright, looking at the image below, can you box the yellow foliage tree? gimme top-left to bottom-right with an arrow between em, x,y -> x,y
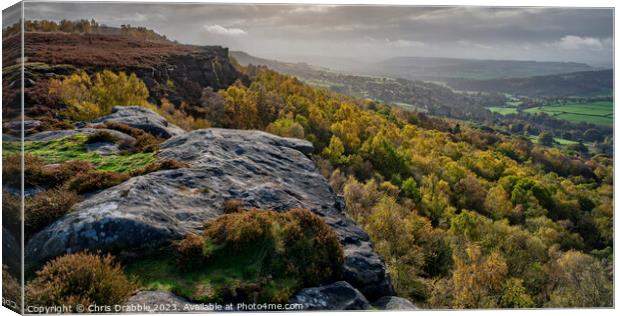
452,244 -> 508,308
219,85 -> 260,129
546,250 -> 612,307
266,117 -> 305,139
322,135 -> 348,165
158,99 -> 210,131
49,70 -> 149,121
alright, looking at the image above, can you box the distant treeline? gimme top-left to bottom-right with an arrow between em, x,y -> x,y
2,19 -> 172,43
446,69 -> 613,98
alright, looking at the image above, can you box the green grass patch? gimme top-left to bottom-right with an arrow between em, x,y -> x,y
528,135 -> 579,146
126,209 -> 343,304
3,134 -> 155,173
554,137 -> 579,145
487,106 -> 518,115
125,251 -> 298,304
524,101 -> 613,126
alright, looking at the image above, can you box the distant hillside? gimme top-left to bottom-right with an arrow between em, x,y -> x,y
362,56 -> 595,81
231,51 -> 505,118
446,69 -> 613,97
231,51 -> 332,79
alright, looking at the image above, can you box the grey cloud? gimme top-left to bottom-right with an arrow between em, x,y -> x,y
16,2 -> 614,67
2,2 -> 22,28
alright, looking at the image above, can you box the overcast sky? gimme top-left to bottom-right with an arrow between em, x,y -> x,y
13,2 -> 615,67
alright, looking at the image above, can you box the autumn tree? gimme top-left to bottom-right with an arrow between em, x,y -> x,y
266,116 -> 305,139
545,250 -> 612,307
452,244 -> 508,308
538,131 -> 554,146
50,70 -> 149,121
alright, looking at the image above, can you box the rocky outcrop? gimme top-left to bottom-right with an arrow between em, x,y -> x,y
372,296 -> 419,310
289,281 -> 370,310
25,126 -> 393,301
3,119 -> 41,134
85,142 -> 122,155
149,47 -> 243,105
4,31 -> 245,118
24,128 -> 135,143
92,106 -> 185,139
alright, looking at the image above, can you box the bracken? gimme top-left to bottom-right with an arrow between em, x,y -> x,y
26,253 -> 134,307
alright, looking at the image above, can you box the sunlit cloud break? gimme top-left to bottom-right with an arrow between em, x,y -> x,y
557,35 -> 605,51
203,24 -> 247,36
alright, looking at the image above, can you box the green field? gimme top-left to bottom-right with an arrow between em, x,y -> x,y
528,135 -> 579,146
393,102 -> 427,113
524,101 -> 613,126
487,106 -> 518,115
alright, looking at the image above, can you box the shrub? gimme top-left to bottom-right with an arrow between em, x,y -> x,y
97,122 -> 160,153
3,154 -> 45,187
2,193 -> 22,236
42,160 -> 93,185
50,70 -> 149,121
32,116 -> 74,133
129,159 -> 189,177
97,121 -> 139,137
132,133 -> 160,153
266,118 -> 305,139
157,98 -> 210,131
63,170 -> 130,194
222,199 -> 244,214
140,208 -> 343,303
2,265 -> 21,309
25,189 -> 78,239
85,130 -> 119,144
277,208 -> 344,285
203,210 -> 274,250
175,233 -> 209,270
26,253 -> 134,307
201,208 -> 343,285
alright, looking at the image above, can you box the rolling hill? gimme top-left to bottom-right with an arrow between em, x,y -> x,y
359,56 -> 596,81
230,51 -> 504,119
445,69 -> 613,97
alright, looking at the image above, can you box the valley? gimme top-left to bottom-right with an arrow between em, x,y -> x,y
232,51 -> 613,150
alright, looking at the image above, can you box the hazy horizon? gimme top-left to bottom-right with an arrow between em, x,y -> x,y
14,2 -> 615,68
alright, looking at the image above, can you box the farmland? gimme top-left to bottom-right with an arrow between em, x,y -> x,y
487,101 -> 613,126
528,135 -> 579,146
524,101 -> 613,126
487,106 -> 518,115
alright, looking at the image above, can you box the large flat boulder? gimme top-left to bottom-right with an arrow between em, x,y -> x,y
289,281 -> 370,310
25,128 -> 393,300
92,106 -> 185,138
